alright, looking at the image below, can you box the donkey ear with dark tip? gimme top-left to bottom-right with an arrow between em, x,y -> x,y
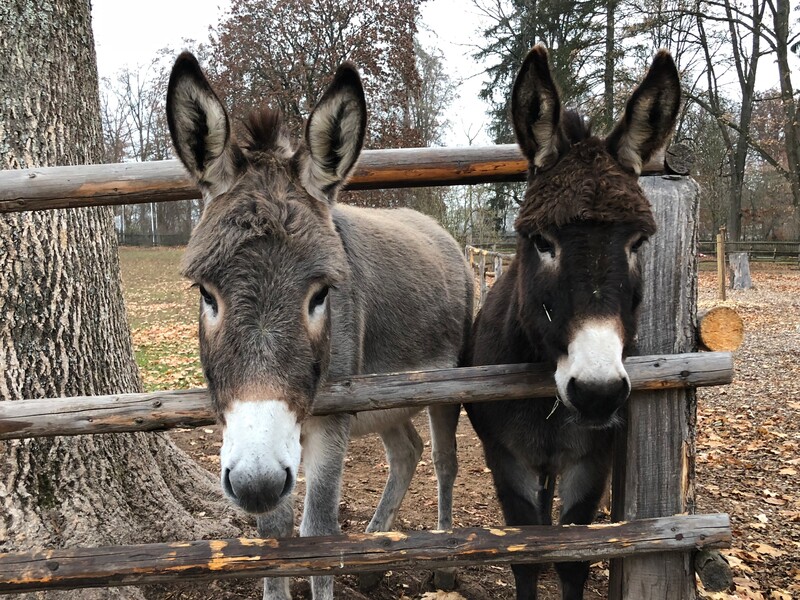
166,52 -> 239,203
302,63 -> 367,204
511,45 -> 565,170
606,50 -> 681,175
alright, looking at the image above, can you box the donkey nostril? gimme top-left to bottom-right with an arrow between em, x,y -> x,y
567,377 -> 578,402
281,467 -> 294,498
222,468 -> 236,499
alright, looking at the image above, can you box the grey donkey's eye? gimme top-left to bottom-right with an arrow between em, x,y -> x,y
308,286 -> 329,315
198,285 -> 218,314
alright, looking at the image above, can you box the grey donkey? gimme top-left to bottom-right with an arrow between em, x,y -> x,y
166,52 -> 473,599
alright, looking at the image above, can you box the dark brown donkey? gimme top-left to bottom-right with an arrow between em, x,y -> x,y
465,46 -> 680,600
166,54 -> 472,600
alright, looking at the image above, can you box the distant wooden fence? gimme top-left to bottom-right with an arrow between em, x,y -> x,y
698,239 -> 800,263
0,147 -> 730,600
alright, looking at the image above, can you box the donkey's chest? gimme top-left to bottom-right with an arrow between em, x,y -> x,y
476,400 -> 608,473
514,424 -> 596,473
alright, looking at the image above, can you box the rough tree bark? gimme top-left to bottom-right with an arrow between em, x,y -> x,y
0,2 -> 240,599
772,0 -> 800,210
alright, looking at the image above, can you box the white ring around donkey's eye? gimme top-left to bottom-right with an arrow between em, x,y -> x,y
197,284 -> 221,328
308,285 -> 329,322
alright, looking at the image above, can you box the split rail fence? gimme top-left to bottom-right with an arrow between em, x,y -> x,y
0,145 -> 732,599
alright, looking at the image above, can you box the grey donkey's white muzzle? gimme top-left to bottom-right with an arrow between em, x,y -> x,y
220,400 -> 302,513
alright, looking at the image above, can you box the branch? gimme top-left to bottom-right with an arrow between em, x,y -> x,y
687,91 -> 793,181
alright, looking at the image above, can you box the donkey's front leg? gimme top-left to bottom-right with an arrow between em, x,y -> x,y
556,449 -> 613,600
358,419 -> 423,591
300,414 -> 351,600
257,495 -> 295,600
428,403 -> 460,590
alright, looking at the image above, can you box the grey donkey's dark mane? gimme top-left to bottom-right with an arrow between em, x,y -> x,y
239,108 -> 289,154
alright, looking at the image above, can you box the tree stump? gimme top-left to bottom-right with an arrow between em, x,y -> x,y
728,252 -> 752,290
698,307 -> 744,351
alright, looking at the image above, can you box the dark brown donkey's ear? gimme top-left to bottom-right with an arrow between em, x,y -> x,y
166,52 -> 239,203
606,50 -> 681,175
511,45 -> 566,171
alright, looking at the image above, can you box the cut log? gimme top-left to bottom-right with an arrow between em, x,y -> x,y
697,307 -> 744,351
694,550 -> 733,592
728,252 -> 752,290
664,142 -> 694,176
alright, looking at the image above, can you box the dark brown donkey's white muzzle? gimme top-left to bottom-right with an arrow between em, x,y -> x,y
554,318 -> 631,424
219,398 -> 302,513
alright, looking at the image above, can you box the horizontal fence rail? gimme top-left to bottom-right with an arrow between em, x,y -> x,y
0,352 -> 733,440
0,514 -> 730,593
0,145 -> 681,214
698,239 -> 800,262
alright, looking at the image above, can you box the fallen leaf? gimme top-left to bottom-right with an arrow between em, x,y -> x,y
753,543 -> 786,558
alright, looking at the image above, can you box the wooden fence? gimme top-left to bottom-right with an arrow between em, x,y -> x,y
0,147 -> 731,599
465,245 -> 515,308
698,239 -> 800,263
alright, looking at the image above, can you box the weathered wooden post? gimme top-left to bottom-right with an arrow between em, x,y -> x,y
610,176 -> 700,600
478,251 -> 487,306
716,227 -> 726,301
493,254 -> 503,279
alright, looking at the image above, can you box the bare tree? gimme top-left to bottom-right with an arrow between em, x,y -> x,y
211,0 -> 423,148
768,0 -> 800,209
100,55 -> 200,244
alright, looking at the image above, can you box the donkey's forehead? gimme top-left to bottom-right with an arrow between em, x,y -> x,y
181,190 -> 339,284
515,139 -> 656,234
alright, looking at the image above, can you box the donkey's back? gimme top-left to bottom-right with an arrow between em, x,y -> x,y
334,204 -> 472,377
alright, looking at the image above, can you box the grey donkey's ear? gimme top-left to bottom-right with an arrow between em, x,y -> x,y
166,52 -> 240,202
606,50 -> 681,175
302,63 -> 367,203
511,45 -> 566,171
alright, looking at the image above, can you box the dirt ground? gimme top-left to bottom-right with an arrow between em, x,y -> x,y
121,248 -> 799,600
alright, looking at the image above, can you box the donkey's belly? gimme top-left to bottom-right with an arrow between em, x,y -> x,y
349,406 -> 423,437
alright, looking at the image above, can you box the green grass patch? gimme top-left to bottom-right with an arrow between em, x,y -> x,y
120,246 -> 203,391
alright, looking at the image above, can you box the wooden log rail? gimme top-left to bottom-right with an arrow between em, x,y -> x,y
0,145 -> 683,214
0,514 -> 730,593
0,352 -> 733,440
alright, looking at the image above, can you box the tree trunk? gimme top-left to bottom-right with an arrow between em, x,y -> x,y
0,2 -> 240,599
603,1 -> 617,131
773,0 -> 800,208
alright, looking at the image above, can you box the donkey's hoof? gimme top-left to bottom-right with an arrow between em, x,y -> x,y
358,571 -> 384,591
434,568 -> 457,591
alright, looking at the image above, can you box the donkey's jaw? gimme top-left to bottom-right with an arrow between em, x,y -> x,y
554,318 -> 631,421
220,399 -> 302,514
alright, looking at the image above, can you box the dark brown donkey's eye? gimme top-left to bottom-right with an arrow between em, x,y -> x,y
631,236 -> 647,253
532,234 -> 555,257
308,286 -> 329,315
